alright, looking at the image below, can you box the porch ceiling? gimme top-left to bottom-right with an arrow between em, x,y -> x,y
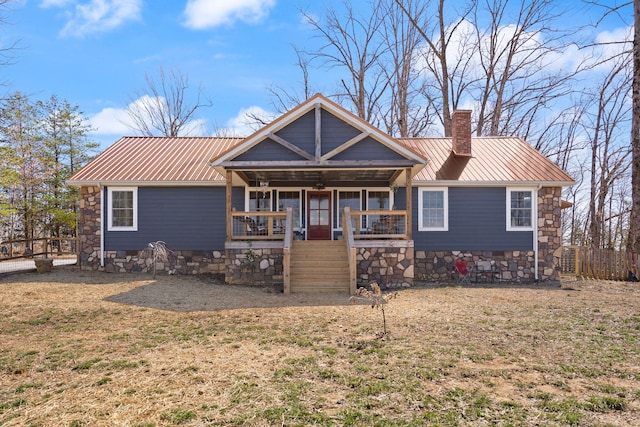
236,168 -> 401,187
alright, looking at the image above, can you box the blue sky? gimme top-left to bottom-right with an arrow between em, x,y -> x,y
3,0 -> 327,147
1,0 -> 632,149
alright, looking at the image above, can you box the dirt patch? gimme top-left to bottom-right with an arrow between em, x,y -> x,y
1,267 -> 639,426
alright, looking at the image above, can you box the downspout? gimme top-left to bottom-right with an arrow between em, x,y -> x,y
100,184 -> 105,268
534,184 -> 541,281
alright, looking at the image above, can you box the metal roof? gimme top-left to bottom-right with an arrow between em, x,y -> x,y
68,135 -> 574,187
67,136 -> 242,185
398,136 -> 574,185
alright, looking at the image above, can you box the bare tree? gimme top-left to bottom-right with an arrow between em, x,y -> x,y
0,1 -> 19,76
472,0 -> 576,142
379,0 -> 434,137
127,67 -> 212,137
585,55 -> 632,249
630,0 -> 640,255
396,0 -> 475,136
302,2 -> 389,124
267,46 -> 317,114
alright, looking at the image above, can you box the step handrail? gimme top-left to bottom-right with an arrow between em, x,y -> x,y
283,207 -> 293,294
343,207 -> 357,294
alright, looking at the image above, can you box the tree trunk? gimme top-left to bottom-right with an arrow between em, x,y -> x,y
628,0 -> 640,256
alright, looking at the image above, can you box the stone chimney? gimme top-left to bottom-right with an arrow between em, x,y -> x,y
451,110 -> 472,156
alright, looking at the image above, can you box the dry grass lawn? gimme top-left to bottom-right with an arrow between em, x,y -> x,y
1,267 -> 639,426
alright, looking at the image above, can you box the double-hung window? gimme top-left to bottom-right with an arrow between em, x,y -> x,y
108,187 -> 138,231
507,188 -> 534,231
278,191 -> 301,229
337,190 -> 361,228
418,188 -> 448,231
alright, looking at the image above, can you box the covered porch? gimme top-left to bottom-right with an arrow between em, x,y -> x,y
221,167 -> 415,293
210,94 -> 426,293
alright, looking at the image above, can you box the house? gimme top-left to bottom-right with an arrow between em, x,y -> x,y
68,94 -> 574,292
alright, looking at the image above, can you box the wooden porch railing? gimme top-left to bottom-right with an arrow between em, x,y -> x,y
343,207 -> 357,294
350,209 -> 409,240
231,211 -> 287,240
283,207 -> 293,294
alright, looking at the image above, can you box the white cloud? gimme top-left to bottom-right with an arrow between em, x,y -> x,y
88,106 -> 133,135
217,106 -> 276,137
44,0 -> 143,37
40,0 -> 75,7
183,0 -> 275,29
594,25 -> 633,61
89,96 -> 209,137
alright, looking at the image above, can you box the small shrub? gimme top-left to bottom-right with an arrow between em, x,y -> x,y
350,282 -> 398,337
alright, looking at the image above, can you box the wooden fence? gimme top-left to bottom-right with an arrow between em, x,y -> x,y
561,246 -> 640,281
1,237 -> 79,260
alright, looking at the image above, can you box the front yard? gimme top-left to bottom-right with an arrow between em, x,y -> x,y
1,268 -> 639,426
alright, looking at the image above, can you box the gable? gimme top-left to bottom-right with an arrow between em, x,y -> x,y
212,93 -> 426,171
331,136 -> 408,161
233,137 -> 308,162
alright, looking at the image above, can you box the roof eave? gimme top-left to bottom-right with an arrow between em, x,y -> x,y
412,180 -> 575,187
66,180 -> 226,187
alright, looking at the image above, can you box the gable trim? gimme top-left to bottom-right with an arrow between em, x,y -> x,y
211,94 -> 427,167
320,131 -> 370,161
268,132 -> 315,160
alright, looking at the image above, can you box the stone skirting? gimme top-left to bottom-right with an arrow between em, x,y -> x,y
225,244 -> 284,285
101,250 -> 226,275
416,250 -> 545,283
537,187 -> 563,280
79,185 -> 102,271
356,245 -> 414,287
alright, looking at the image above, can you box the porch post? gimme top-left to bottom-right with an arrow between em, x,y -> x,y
405,167 -> 412,239
226,169 -> 232,241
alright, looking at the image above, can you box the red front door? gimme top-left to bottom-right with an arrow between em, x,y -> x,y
307,191 -> 331,240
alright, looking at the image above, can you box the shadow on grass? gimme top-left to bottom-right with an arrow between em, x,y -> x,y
414,280 -> 567,291
104,276 -> 357,312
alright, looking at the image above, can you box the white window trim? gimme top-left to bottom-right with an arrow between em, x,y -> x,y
506,187 -> 536,231
107,187 -> 138,231
276,189 -> 303,229
418,187 -> 448,231
336,188 -> 363,230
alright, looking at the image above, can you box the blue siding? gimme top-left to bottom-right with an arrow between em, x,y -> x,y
412,187 -> 533,251
320,109 -> 362,154
232,108 -> 409,163
232,186 -> 245,211
105,187 -> 226,251
331,136 -> 407,161
394,188 -> 407,210
234,138 -> 305,161
276,110 -> 316,154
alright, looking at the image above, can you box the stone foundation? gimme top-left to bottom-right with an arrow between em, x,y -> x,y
225,245 -> 284,286
78,185 -> 102,271
101,250 -> 226,275
416,250 -> 547,283
538,187 -> 563,280
356,245 -> 414,288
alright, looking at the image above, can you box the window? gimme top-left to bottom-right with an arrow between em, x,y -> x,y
507,188 -> 535,230
337,191 -> 361,228
366,190 -> 390,227
418,188 -> 448,231
108,187 -> 137,231
278,191 -> 301,228
249,191 -> 271,212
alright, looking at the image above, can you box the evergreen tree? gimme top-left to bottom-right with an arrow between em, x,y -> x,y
37,95 -> 96,242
